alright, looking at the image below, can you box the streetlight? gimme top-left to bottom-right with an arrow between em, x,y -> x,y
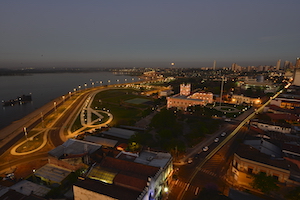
54,101 -> 57,111
84,83 -> 87,89
24,127 -> 28,148
78,85 -> 81,90
40,112 -> 44,127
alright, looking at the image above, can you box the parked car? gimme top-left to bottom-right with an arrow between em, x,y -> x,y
214,137 -> 219,142
221,132 -> 226,137
188,158 -> 193,164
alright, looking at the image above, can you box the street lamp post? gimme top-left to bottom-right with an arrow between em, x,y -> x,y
40,112 -> 44,127
54,101 -> 57,111
24,127 -> 28,148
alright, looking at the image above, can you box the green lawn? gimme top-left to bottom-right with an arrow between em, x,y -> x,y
91,89 -> 153,126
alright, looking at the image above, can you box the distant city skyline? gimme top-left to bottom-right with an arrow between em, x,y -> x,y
1,1 -> 299,68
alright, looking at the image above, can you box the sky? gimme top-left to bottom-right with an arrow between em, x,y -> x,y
1,0 -> 300,68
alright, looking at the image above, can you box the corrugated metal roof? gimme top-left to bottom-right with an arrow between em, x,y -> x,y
48,139 -> 102,158
84,135 -> 117,147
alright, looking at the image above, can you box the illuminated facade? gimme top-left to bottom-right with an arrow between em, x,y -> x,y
230,94 -> 261,105
180,83 -> 191,96
167,84 -> 213,110
271,97 -> 300,109
230,143 -> 299,189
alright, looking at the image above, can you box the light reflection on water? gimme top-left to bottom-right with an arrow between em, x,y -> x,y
0,72 -> 134,129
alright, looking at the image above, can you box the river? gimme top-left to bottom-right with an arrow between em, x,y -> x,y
0,72 -> 135,129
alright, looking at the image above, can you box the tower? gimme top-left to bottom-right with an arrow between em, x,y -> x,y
276,59 -> 281,71
296,57 -> 300,69
213,60 -> 216,70
293,68 -> 300,86
180,83 -> 191,96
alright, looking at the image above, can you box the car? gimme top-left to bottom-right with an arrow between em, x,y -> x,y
188,158 -> 193,164
221,132 -> 226,137
202,146 -> 209,152
194,154 -> 200,159
214,137 -> 219,142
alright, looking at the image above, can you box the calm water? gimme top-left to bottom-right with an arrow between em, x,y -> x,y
0,72 -> 135,129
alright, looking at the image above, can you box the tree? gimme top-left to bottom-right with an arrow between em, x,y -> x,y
250,172 -> 279,193
150,109 -> 176,129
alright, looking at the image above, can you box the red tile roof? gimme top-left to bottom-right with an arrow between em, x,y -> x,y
101,156 -> 159,178
266,113 -> 300,121
114,173 -> 147,192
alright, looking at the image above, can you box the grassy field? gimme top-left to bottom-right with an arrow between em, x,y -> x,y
91,89 -> 154,126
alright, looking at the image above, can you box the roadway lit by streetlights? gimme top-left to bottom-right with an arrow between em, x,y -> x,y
177,85 -> 288,200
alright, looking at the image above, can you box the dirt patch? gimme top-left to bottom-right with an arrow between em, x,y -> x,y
13,159 -> 48,180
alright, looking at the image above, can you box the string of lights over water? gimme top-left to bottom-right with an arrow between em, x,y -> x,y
0,72 -> 135,129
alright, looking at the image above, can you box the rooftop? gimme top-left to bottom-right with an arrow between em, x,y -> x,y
48,139 -> 102,158
133,150 -> 172,168
236,143 -> 293,171
34,163 -> 72,184
10,180 -> 50,197
74,178 -> 141,200
84,135 -> 118,148
102,127 -> 135,139
100,156 -> 159,178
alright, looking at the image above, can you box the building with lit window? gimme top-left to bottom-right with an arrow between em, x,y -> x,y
230,142 -> 299,189
271,97 -> 300,110
167,83 -> 213,110
250,120 -> 292,134
73,150 -> 173,200
230,94 -> 261,105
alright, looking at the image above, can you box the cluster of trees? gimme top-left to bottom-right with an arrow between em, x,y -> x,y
149,109 -> 185,151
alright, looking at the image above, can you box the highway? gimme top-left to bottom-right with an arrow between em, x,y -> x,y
0,86 -> 107,175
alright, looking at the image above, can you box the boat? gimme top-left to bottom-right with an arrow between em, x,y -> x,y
2,94 -> 32,107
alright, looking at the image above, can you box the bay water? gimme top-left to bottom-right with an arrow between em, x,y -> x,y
0,72 -> 135,129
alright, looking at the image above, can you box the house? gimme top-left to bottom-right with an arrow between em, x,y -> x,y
230,143 -> 299,188
48,139 -> 102,171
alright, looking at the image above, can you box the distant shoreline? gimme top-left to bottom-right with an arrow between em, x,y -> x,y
0,67 -> 143,76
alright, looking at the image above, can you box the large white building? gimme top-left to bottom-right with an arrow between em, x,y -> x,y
167,84 -> 213,110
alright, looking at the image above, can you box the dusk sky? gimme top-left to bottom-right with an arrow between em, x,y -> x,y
1,1 -> 299,68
